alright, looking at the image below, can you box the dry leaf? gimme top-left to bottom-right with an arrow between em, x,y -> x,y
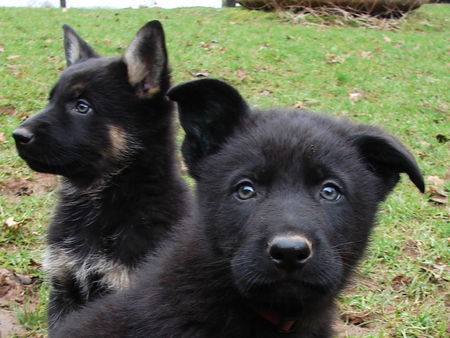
427,175 -> 445,187
0,132 -> 5,143
236,69 -> 249,81
349,91 -> 363,102
341,310 -> 373,327
420,262 -> 448,281
191,71 -> 210,78
426,175 -> 448,205
360,51 -> 373,59
392,274 -> 412,290
6,55 -> 20,60
383,35 -> 392,43
4,217 -> 19,229
325,53 -> 347,64
29,259 -> 42,268
259,90 -> 272,96
294,101 -> 305,109
13,273 -> 33,285
0,45 -> 4,53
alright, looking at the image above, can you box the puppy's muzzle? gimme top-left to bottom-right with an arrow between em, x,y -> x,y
268,236 -> 313,271
13,127 -> 35,145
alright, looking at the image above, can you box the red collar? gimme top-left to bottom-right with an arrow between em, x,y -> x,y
249,304 -> 298,333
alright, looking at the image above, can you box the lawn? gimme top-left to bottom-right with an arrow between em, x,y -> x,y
0,4 -> 448,337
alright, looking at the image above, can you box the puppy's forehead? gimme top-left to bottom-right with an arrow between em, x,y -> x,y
237,110 -> 353,161
53,57 -> 123,96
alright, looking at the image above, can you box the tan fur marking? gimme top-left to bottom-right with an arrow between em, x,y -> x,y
71,83 -> 85,97
108,125 -> 127,157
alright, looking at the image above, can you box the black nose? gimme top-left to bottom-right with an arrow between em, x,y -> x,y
12,128 -> 34,145
269,236 -> 312,271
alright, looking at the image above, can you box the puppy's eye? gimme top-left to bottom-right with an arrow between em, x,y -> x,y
320,183 -> 342,201
236,182 -> 256,200
75,100 -> 92,114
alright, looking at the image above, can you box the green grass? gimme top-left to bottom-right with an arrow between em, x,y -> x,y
0,4 -> 448,337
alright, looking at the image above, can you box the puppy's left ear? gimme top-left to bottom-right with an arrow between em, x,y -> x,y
168,79 -> 249,178
123,20 -> 169,98
353,132 -> 424,193
63,25 -> 99,67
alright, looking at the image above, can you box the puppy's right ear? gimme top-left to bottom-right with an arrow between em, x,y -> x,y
63,25 -> 99,67
123,20 -> 169,98
167,79 -> 249,178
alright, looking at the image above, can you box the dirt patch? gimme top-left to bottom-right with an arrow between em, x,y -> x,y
0,309 -> 26,338
0,105 -> 28,119
391,274 -> 412,290
0,173 -> 58,201
334,319 -> 375,337
343,272 -> 380,294
401,239 -> 421,258
0,268 -> 40,337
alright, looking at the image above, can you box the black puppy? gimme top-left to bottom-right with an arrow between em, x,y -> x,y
12,22 -> 189,328
52,79 -> 424,337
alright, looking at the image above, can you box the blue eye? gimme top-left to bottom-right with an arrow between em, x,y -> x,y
236,182 -> 256,200
320,184 -> 342,201
75,100 -> 92,114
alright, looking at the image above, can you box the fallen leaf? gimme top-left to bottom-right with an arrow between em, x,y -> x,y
341,310 -> 373,327
420,262 -> 448,281
294,100 -> 320,109
236,69 -> 249,81
4,217 -> 19,229
0,45 -> 4,53
325,53 -> 347,64
294,101 -> 305,109
383,35 -> 392,43
44,38 -> 53,43
29,259 -> 41,268
391,274 -> 412,290
0,132 -> 5,143
12,273 -> 34,285
6,55 -> 20,60
191,71 -> 210,78
304,99 -> 319,105
259,90 -> 272,96
429,194 -> 448,204
349,90 -> 363,102
360,51 -> 373,59
426,175 -> 448,205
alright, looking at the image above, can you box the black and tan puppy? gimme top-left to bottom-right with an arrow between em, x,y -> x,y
52,79 -> 424,337
12,22 -> 189,328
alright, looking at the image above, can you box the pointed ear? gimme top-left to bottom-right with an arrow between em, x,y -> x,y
123,20 -> 169,98
63,24 -> 99,67
353,132 -> 424,193
167,79 -> 249,178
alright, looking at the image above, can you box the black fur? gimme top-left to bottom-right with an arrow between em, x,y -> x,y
51,79 -> 424,337
12,22 -> 189,328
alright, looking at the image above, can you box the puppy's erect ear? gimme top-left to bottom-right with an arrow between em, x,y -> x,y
353,132 -> 424,193
63,25 -> 99,67
123,20 -> 168,98
167,79 -> 249,178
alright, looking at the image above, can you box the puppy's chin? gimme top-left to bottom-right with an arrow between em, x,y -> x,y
19,155 -> 90,179
232,258 -> 344,319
